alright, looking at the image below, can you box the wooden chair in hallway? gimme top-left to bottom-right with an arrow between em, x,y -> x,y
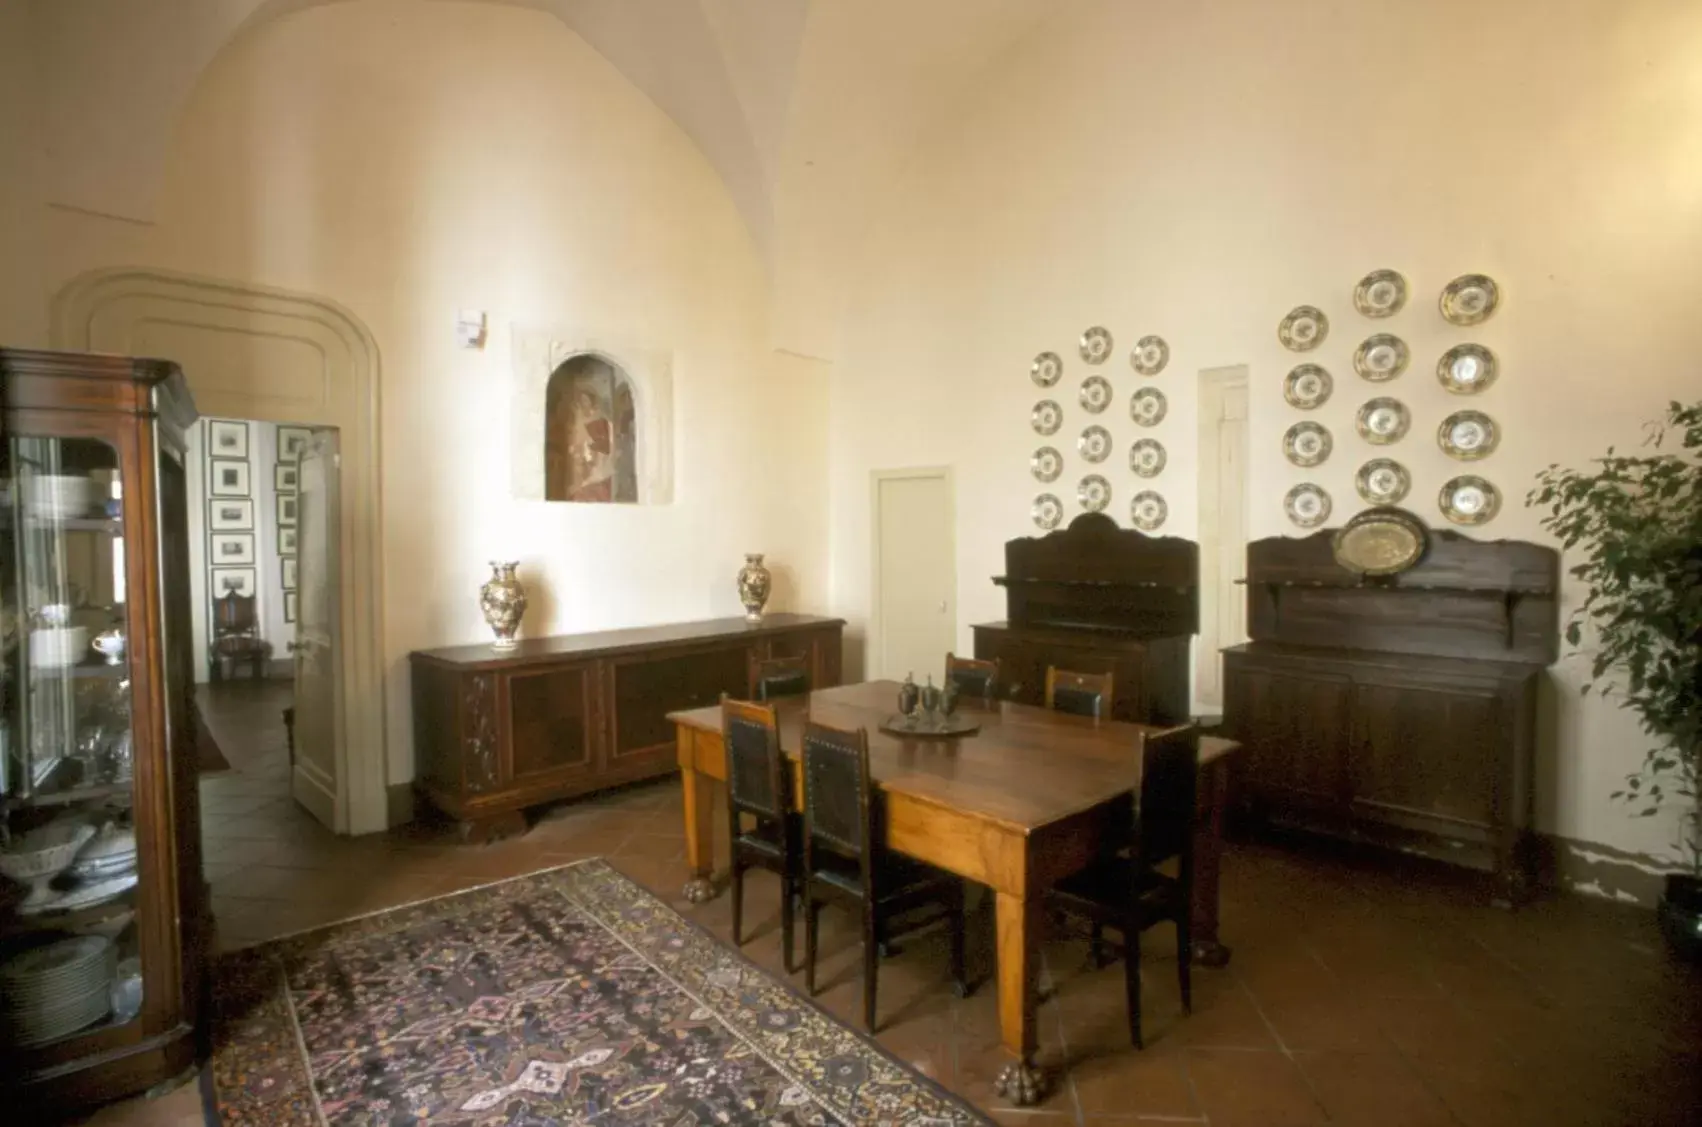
944,652 -> 1000,704
209,592 -> 270,682
1044,666 -> 1115,719
799,718 -> 968,1031
722,697 -> 802,973
751,654 -> 810,702
1048,725 -> 1198,1048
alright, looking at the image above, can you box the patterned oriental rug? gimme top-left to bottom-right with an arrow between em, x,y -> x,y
204,858 -> 989,1126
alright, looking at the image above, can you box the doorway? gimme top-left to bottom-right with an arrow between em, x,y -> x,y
1195,367 -> 1249,712
871,468 -> 956,683
191,416 -> 341,831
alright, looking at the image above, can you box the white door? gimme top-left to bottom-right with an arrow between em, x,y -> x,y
291,429 -> 344,831
1195,369 -> 1249,711
872,469 -> 956,683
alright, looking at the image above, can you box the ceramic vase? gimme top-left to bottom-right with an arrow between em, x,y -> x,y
737,553 -> 772,623
479,561 -> 528,650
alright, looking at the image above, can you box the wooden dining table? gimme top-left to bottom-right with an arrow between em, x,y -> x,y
668,680 -> 1239,1106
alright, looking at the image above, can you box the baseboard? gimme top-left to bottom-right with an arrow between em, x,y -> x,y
1533,833 -> 1677,908
387,783 -> 416,829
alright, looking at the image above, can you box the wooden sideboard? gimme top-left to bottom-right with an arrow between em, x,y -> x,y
409,614 -> 843,840
973,512 -> 1197,726
1223,527 -> 1558,904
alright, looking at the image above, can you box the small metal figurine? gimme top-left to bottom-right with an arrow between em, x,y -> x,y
898,673 -> 920,718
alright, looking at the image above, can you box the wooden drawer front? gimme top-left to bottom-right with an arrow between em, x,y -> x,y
610,643 -> 750,762
1225,662 -> 1352,815
1350,681 -> 1502,831
507,663 -> 599,784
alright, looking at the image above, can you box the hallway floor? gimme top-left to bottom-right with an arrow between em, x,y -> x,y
76,686 -> 1702,1126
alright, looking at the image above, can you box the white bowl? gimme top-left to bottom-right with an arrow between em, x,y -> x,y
30,626 -> 90,668
0,822 -> 97,882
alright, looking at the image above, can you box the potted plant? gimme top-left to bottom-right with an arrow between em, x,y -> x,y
1530,400 -> 1702,959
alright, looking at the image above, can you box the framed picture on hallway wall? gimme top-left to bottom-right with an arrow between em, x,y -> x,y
209,498 -> 254,532
208,419 -> 249,459
211,567 -> 256,599
283,591 -> 298,623
274,464 -> 298,493
278,528 -> 297,556
281,557 -> 298,591
278,426 -> 312,463
277,495 -> 298,527
210,532 -> 255,566
209,459 -> 250,497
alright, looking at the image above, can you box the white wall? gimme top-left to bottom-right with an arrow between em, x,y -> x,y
0,0 -> 45,345
831,0 -> 1702,864
34,0 -> 829,786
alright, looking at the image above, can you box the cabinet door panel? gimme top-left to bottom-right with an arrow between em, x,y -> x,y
508,664 -> 598,784
1226,664 -> 1352,813
609,644 -> 749,764
1351,682 -> 1500,829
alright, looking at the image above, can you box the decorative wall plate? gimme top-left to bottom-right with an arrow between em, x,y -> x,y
1355,458 -> 1411,504
1438,410 -> 1499,460
1079,375 -> 1113,414
1078,474 -> 1111,513
1278,305 -> 1329,352
1440,274 -> 1500,325
1078,425 -> 1112,463
1332,507 -> 1429,576
1129,387 -> 1168,427
1030,351 -> 1063,387
1283,364 -> 1333,410
1129,438 -> 1167,478
1031,446 -> 1063,482
1353,333 -> 1410,381
1283,421 -> 1333,467
1356,397 -> 1411,444
1436,343 -> 1498,394
1130,335 -> 1169,376
1079,326 -> 1114,364
1032,493 -> 1063,530
1285,483 -> 1332,528
1353,269 -> 1408,318
1031,399 -> 1062,435
1130,490 -> 1168,531
1439,475 -> 1501,525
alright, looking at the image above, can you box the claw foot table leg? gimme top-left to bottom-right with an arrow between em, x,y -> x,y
994,1059 -> 1047,1106
681,876 -> 715,904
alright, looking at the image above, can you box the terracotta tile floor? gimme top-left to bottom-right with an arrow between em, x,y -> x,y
79,687 -> 1702,1125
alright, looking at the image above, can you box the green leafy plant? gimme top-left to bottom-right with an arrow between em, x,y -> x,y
1530,400 -> 1702,875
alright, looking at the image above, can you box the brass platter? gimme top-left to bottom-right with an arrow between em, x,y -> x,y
1331,506 -> 1429,576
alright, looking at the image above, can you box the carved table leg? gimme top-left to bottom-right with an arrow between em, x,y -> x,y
457,809 -> 526,844
1190,753 -> 1234,968
993,891 -> 1047,1106
681,760 -> 719,903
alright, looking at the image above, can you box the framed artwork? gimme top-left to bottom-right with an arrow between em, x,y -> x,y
210,566 -> 256,599
209,459 -> 250,497
278,426 -> 313,463
208,419 -> 249,459
278,528 -> 298,556
277,495 -> 298,527
283,591 -> 298,623
210,532 -> 255,565
281,557 -> 298,591
274,464 -> 298,493
208,498 -> 254,532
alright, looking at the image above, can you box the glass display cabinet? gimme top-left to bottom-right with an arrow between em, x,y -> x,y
0,348 -> 205,1115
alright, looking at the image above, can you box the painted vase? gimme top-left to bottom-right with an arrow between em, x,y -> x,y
737,553 -> 772,623
478,561 -> 528,650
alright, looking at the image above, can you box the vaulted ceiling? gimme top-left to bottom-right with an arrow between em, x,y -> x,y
30,0 -> 1058,355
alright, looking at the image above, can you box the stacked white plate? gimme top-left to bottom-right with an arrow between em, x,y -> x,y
21,474 -> 99,520
29,626 -> 91,669
0,936 -> 115,1047
68,825 -> 137,883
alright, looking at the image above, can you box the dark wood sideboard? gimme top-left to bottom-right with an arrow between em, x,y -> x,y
410,613 -> 844,840
1223,528 -> 1558,904
972,512 -> 1197,726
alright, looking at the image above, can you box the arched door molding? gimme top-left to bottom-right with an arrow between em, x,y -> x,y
51,266 -> 387,834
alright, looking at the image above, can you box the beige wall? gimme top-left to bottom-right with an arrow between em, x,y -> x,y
831,0 -> 1702,863
0,0 -> 45,345
35,0 -> 828,786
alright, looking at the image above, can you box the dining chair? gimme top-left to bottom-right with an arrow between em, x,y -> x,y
752,654 -> 811,701
722,696 -> 801,973
799,718 -> 969,1030
944,652 -> 1000,704
1044,666 -> 1115,719
1047,725 -> 1197,1048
